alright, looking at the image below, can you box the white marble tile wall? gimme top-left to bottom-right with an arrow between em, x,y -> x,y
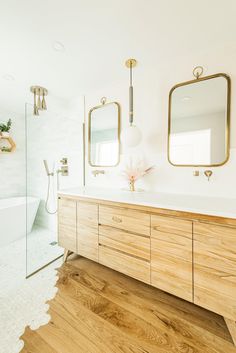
0,110 -> 25,199
26,101 -> 84,231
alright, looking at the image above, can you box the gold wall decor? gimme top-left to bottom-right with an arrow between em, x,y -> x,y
168,67 -> 231,167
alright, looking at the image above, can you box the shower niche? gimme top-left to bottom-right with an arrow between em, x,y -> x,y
25,103 -> 84,276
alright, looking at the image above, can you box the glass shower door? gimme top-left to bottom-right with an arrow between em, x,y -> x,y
25,103 -> 84,277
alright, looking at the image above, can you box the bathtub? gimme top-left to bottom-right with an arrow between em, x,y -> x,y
0,196 -> 40,248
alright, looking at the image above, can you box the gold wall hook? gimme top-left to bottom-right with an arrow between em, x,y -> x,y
193,66 -> 204,79
100,97 -> 107,105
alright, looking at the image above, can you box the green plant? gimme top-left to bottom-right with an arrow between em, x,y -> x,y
0,119 -> 12,133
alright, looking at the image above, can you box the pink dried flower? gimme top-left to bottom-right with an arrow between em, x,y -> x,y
122,159 -> 155,182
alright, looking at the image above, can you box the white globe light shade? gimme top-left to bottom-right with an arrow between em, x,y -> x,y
121,125 -> 142,147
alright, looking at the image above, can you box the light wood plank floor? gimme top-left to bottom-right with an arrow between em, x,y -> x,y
21,256 -> 236,353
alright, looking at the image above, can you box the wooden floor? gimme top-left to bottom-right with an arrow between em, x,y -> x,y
21,255 -> 236,353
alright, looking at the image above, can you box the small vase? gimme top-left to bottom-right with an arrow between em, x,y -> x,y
129,179 -> 135,192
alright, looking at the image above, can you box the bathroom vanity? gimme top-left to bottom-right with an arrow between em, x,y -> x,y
57,187 -> 236,344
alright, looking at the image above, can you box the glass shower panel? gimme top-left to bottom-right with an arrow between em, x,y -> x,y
25,103 -> 84,276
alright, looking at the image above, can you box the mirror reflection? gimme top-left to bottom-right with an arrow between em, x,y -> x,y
89,102 -> 120,167
168,74 -> 230,166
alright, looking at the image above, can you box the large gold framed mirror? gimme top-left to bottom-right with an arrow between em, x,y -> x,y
168,70 -> 231,167
88,98 -> 121,167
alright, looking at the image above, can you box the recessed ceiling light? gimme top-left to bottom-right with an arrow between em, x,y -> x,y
52,41 -> 65,52
182,96 -> 191,102
2,74 -> 15,81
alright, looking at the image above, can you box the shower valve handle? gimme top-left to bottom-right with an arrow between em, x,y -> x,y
60,158 -> 68,165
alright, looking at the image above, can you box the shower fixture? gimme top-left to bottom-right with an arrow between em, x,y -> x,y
30,86 -> 48,116
43,158 -> 69,214
43,160 -> 54,176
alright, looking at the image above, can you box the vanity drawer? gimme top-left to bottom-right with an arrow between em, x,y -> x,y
151,215 -> 192,238
58,198 -> 77,252
99,245 -> 150,284
99,225 -> 150,261
99,205 -> 150,236
77,201 -> 98,262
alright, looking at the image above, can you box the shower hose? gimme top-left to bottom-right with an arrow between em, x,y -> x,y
45,172 -> 59,214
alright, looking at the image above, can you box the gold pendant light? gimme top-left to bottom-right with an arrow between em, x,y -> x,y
30,86 -> 48,116
121,58 -> 142,147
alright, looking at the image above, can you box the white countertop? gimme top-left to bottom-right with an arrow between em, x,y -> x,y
58,187 -> 236,219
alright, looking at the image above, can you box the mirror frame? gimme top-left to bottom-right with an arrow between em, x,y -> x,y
168,73 -> 231,167
88,101 -> 121,167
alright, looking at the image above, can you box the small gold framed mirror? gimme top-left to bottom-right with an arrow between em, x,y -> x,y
168,70 -> 231,167
88,98 -> 121,167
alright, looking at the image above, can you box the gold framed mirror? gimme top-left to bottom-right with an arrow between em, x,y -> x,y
168,71 -> 231,167
88,98 -> 121,167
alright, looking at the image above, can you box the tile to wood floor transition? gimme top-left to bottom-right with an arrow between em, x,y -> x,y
20,255 -> 236,353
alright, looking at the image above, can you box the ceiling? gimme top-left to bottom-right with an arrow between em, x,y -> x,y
0,0 -> 236,115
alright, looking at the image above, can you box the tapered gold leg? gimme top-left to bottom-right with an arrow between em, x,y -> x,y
63,249 -> 72,263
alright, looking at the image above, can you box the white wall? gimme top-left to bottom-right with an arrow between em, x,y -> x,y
0,110 -> 25,199
84,45 -> 236,198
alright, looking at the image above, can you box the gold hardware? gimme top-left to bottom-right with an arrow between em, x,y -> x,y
193,66 -> 204,79
30,86 -> 48,116
129,179 -> 135,192
125,59 -> 137,68
60,157 -> 68,165
168,72 -> 231,167
57,166 -> 68,176
204,170 -> 213,181
100,97 -> 107,105
193,171 -> 200,176
112,216 -> 122,223
30,86 -> 48,96
88,100 -> 121,167
91,170 -> 105,177
42,89 -> 47,110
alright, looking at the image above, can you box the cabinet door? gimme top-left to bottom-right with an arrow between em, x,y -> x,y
151,215 -> 193,302
77,202 -> 98,262
58,198 -> 77,252
194,222 -> 236,320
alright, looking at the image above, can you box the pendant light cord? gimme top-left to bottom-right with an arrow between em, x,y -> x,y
129,61 -> 134,126
130,62 -> 133,86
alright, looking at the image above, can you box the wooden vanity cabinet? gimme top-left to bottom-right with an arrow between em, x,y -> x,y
58,194 -> 236,344
151,215 -> 193,302
98,205 -> 151,283
193,222 -> 236,321
58,198 -> 77,252
77,201 -> 98,262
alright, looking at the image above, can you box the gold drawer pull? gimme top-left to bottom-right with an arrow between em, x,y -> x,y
112,216 -> 122,223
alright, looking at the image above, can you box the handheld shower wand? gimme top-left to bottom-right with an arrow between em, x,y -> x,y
43,160 -> 54,176
43,160 -> 57,214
